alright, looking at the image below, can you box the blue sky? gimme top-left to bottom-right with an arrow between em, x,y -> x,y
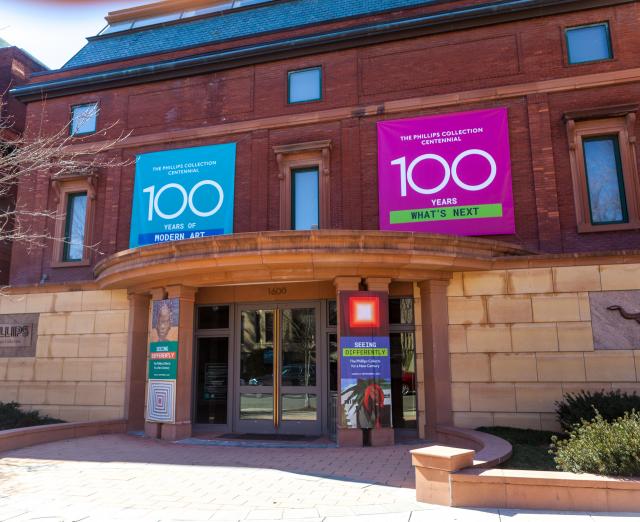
0,0 -> 149,69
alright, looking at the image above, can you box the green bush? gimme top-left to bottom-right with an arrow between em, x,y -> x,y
0,401 -> 64,430
551,411 -> 640,477
555,389 -> 640,432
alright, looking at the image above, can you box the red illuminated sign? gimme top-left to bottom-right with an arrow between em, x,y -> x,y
349,296 -> 380,328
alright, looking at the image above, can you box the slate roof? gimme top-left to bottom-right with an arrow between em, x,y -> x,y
63,0 -> 434,69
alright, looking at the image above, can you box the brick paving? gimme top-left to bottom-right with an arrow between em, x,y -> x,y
0,434 -> 638,521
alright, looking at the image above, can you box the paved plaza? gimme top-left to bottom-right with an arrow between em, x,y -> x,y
0,434 -> 638,521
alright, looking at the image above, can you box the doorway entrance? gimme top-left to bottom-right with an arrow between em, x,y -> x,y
235,303 -> 323,436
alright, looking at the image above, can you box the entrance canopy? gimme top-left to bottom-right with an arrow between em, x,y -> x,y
94,230 -> 529,291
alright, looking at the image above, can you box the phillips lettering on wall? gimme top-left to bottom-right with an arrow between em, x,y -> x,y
0,314 -> 38,357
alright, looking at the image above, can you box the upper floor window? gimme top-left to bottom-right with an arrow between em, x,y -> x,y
63,192 -> 88,262
565,23 -> 612,64
274,140 -> 331,230
292,167 -> 319,230
565,108 -> 640,233
582,136 -> 627,225
51,175 -> 97,266
288,67 -> 322,104
71,102 -> 99,136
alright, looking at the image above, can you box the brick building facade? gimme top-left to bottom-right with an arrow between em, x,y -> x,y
0,40 -> 46,284
5,0 -> 640,444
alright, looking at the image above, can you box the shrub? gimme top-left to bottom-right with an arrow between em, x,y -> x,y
551,411 -> 640,477
555,389 -> 640,432
0,402 -> 64,430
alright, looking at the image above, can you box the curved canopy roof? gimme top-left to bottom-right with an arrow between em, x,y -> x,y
93,230 -> 530,291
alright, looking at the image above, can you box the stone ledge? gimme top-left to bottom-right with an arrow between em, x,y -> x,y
412,426 -> 640,512
435,425 -> 513,468
0,419 -> 126,453
411,446 -> 475,471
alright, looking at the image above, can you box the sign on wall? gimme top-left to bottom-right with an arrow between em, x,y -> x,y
147,298 -> 180,423
130,143 -> 236,249
339,292 -> 392,429
378,108 -> 515,236
0,313 -> 38,357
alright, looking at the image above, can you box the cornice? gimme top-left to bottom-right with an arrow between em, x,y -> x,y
11,0 -> 635,103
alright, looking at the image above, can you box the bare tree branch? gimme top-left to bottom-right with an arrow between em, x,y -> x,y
0,95 -> 131,256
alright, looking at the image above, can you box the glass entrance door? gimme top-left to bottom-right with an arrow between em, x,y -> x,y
195,337 -> 229,425
237,304 -> 321,435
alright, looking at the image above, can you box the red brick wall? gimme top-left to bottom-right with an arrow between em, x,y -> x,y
0,47 -> 45,134
9,2 -> 640,285
0,47 -> 45,284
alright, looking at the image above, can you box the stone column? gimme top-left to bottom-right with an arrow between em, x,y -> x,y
161,285 -> 197,441
419,279 -> 453,440
333,276 -> 363,447
365,277 -> 394,447
125,293 -> 150,432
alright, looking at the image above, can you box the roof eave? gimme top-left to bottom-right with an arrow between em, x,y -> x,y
10,0 -> 633,103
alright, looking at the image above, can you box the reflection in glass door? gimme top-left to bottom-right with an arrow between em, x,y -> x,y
195,337 -> 229,424
237,305 -> 321,435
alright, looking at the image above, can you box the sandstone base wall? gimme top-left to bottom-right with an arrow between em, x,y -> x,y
448,263 -> 640,431
0,290 -> 128,422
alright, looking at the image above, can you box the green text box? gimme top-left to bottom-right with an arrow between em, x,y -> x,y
390,204 -> 503,224
343,348 -> 389,357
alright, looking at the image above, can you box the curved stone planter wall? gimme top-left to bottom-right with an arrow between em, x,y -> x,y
0,420 -> 126,453
413,426 -> 640,512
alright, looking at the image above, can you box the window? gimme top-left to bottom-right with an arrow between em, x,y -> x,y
274,140 -> 331,230
566,23 -> 612,64
11,60 -> 26,79
197,305 -> 230,330
565,108 -> 640,232
98,0 -> 274,36
327,300 -> 337,327
388,297 -> 416,429
51,175 -> 96,266
582,137 -> 627,225
71,103 -> 99,136
288,67 -> 322,104
132,12 -> 181,28
100,20 -> 134,34
63,192 -> 88,261
292,167 -> 319,230
389,298 -> 415,325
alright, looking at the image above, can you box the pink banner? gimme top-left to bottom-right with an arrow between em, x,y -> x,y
377,108 -> 515,236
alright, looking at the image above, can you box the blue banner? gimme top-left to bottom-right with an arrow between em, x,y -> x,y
129,143 -> 236,248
